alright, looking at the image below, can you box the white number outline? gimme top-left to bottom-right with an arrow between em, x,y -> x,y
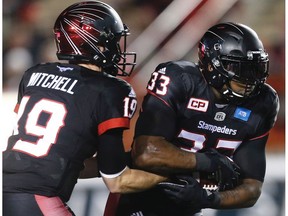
147,72 -> 158,91
147,72 -> 170,95
178,129 -> 242,155
12,96 -> 67,157
123,97 -> 137,118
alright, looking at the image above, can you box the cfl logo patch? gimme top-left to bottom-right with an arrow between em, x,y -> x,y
187,98 -> 209,112
214,112 -> 226,121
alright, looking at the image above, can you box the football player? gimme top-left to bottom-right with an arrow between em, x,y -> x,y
106,22 -> 279,215
3,1 -> 168,215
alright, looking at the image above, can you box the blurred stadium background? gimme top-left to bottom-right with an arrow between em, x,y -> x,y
2,0 -> 285,215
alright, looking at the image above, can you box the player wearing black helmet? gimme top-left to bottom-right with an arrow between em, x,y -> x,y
53,1 -> 136,76
198,22 -> 269,104
105,22 -> 279,215
3,2 -> 165,215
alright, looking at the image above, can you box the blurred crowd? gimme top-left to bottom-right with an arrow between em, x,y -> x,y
3,0 -> 285,151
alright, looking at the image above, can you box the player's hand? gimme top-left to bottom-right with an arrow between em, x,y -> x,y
214,156 -> 240,191
195,148 -> 240,190
158,175 -> 220,208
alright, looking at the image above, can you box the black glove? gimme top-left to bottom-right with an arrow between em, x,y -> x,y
195,149 -> 240,191
158,175 -> 220,209
215,158 -> 240,191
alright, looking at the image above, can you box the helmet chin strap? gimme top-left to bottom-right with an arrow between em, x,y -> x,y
222,89 -> 244,98
218,82 -> 245,105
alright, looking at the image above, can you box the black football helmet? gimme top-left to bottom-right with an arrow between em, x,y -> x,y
54,1 -> 136,76
198,22 -> 269,103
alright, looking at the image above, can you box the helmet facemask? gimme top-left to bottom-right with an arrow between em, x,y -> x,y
92,24 -> 136,76
218,51 -> 269,103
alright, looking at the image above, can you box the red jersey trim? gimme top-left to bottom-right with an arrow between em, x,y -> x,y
147,90 -> 172,109
249,131 -> 269,141
98,117 -> 130,135
14,103 -> 20,113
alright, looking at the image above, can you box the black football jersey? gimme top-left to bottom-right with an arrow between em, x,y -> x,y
3,62 -> 137,201
135,60 -> 279,181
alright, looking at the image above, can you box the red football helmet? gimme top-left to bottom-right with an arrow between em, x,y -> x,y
54,1 -> 136,76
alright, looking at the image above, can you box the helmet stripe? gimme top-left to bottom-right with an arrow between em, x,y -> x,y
60,22 -> 81,55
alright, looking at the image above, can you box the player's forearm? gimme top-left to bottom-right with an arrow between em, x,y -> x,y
118,169 -> 168,193
132,135 -> 197,174
103,168 -> 168,193
216,179 -> 262,209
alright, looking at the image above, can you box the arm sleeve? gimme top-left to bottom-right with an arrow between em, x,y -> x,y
233,134 -> 268,182
97,129 -> 128,177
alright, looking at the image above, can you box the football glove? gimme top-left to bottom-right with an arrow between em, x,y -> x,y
158,175 -> 220,209
195,148 -> 240,191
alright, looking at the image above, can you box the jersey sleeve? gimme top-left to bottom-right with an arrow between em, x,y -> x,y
234,85 -> 280,182
96,81 -> 137,136
146,61 -> 191,111
14,69 -> 31,113
135,61 -> 193,140
250,85 -> 280,139
233,135 -> 268,182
